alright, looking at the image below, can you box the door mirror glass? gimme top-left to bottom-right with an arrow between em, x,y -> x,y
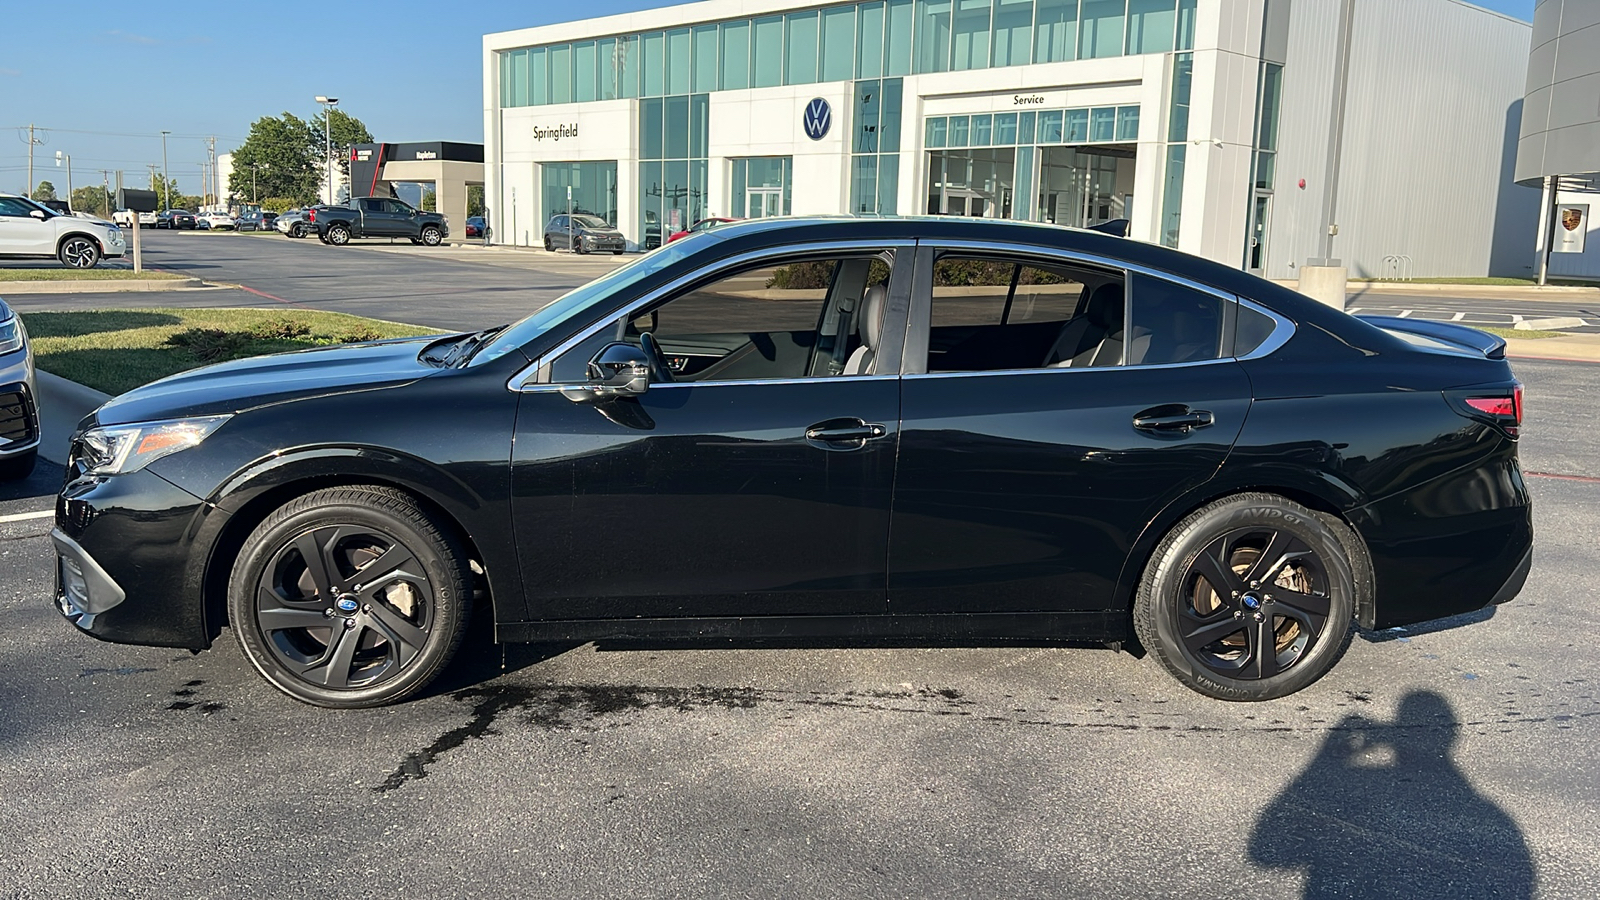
562,341 -> 651,402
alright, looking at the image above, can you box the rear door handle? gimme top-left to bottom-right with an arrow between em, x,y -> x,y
1132,405 -> 1214,433
805,417 -> 888,448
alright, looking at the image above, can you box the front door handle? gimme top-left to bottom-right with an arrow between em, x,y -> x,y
1132,405 -> 1214,433
805,417 -> 888,449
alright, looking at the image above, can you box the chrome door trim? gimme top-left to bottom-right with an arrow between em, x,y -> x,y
506,239 -> 915,393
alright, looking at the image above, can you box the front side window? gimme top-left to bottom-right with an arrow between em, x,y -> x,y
550,251 -> 898,384
0,198 -> 38,217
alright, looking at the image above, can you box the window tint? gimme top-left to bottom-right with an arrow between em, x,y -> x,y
0,198 -> 37,217
926,256 -> 1122,372
552,252 -> 896,383
1127,274 -> 1225,365
1235,303 -> 1278,356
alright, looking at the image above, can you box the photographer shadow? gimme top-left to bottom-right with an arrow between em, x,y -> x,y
1249,690 -> 1533,899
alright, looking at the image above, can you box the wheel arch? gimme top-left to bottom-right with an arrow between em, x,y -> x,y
198,455 -> 508,643
56,231 -> 105,255
1112,471 -> 1376,632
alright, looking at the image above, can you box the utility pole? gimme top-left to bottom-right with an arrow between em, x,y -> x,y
160,130 -> 171,210
101,170 -> 110,217
208,136 -> 217,208
21,124 -> 47,197
54,151 -> 72,206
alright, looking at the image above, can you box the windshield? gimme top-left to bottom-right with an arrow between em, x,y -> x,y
469,239 -> 702,366
572,215 -> 610,229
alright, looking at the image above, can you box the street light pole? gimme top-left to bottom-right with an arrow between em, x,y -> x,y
315,96 -> 340,204
55,151 -> 72,207
160,130 -> 170,210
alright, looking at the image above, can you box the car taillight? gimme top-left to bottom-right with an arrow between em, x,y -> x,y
1456,381 -> 1522,438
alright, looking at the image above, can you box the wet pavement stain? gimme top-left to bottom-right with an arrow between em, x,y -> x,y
374,681 -> 1600,793
165,680 -> 225,714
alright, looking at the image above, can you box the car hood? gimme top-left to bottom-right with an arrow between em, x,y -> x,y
94,336 -> 444,426
581,227 -> 624,236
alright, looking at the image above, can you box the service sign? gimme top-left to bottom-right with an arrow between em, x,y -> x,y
1555,204 -> 1588,254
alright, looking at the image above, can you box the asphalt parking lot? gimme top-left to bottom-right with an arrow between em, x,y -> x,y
1,233 -> 1597,898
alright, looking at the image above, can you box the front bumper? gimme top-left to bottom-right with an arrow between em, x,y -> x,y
103,231 -> 126,258
1,342 -> 39,459
54,465 -> 224,649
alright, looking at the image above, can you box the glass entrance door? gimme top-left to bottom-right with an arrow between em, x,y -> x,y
1246,192 -> 1272,274
747,188 -> 783,219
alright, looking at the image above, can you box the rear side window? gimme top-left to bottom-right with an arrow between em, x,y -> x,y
1127,274 -> 1226,366
924,256 -> 1123,372
1235,304 -> 1278,356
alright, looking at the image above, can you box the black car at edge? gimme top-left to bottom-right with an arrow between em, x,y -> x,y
51,217 -> 1532,707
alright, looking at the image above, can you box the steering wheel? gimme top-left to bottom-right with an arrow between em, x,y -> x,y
638,332 -> 674,384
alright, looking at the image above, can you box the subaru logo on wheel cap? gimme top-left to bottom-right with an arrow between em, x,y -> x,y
803,98 -> 832,141
336,597 -> 359,613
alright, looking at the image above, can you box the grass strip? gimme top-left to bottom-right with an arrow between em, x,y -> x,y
21,307 -> 446,395
0,269 -> 186,281
1477,326 -> 1564,340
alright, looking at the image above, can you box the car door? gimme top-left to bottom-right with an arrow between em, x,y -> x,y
355,198 -> 390,236
889,245 -> 1253,614
0,197 -> 56,256
509,242 -> 912,621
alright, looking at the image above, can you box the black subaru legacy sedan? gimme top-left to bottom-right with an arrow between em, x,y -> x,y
52,218 -> 1531,707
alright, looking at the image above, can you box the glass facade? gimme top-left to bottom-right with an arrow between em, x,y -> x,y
1159,51 -> 1192,248
850,79 -> 905,215
924,104 -> 1138,149
638,96 -> 711,248
500,0 -> 1198,107
542,162 -> 620,230
1250,62 -> 1283,191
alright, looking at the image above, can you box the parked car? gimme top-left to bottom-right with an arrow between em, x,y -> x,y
306,197 -> 448,246
544,214 -> 625,254
0,192 -> 126,268
0,296 -> 39,481
201,211 -> 235,231
262,211 -> 279,231
464,216 -> 486,238
272,209 -> 310,238
112,210 -> 158,228
667,216 -> 739,243
165,209 -> 196,230
49,217 -> 1531,708
194,217 -> 210,230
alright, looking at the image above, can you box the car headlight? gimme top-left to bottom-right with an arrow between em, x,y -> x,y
76,415 -> 231,476
0,311 -> 22,355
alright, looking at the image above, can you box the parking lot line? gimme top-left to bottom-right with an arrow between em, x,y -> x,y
0,509 -> 54,523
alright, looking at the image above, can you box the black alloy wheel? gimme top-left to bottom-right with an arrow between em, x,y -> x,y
1135,493 -> 1359,701
326,224 -> 351,245
58,237 -> 100,268
290,223 -> 306,238
574,236 -> 588,255
230,486 -> 472,707
544,235 -> 554,252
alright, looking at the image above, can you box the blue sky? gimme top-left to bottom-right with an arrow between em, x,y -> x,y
1,0 -> 1535,198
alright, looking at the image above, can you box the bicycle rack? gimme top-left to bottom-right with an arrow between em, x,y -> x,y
1381,254 -> 1414,282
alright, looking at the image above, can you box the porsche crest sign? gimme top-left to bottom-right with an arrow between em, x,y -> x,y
1554,204 -> 1588,254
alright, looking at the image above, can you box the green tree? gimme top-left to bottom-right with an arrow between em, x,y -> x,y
70,186 -> 113,216
308,107 -> 374,183
467,184 -> 485,216
149,173 -> 183,209
32,180 -> 57,201
229,112 -> 321,206
421,188 -> 437,212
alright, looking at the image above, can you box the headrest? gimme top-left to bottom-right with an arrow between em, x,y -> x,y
1084,283 -> 1123,329
860,282 -> 888,348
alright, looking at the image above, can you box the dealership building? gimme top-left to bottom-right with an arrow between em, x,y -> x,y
483,0 -> 1535,278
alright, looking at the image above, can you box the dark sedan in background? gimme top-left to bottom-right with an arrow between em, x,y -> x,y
544,214 -> 625,254
51,218 -> 1530,708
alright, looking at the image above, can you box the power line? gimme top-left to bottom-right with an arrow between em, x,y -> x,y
2,125 -> 245,141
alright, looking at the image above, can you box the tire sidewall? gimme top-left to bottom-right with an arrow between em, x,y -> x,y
59,237 -> 100,268
229,495 -> 468,707
328,225 -> 350,245
1137,496 -> 1356,701
421,226 -> 441,246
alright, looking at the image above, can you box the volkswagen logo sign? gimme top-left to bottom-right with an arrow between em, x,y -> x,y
336,596 -> 360,613
802,98 -> 832,141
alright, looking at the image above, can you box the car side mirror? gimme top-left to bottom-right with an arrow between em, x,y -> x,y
29,209 -> 47,220
560,342 -> 651,403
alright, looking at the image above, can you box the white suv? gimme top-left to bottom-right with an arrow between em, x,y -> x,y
0,193 -> 127,268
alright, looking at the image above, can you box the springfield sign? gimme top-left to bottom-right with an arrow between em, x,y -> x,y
532,123 -> 579,143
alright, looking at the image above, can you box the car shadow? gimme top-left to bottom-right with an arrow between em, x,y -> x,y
1357,606 -> 1496,643
1248,690 -> 1534,899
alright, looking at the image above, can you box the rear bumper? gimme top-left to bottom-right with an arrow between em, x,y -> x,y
1354,452 -> 1532,630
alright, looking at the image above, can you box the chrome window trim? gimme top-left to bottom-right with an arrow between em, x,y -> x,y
516,373 -> 901,393
913,238 -> 1297,370
506,239 -> 915,393
903,357 -> 1235,381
